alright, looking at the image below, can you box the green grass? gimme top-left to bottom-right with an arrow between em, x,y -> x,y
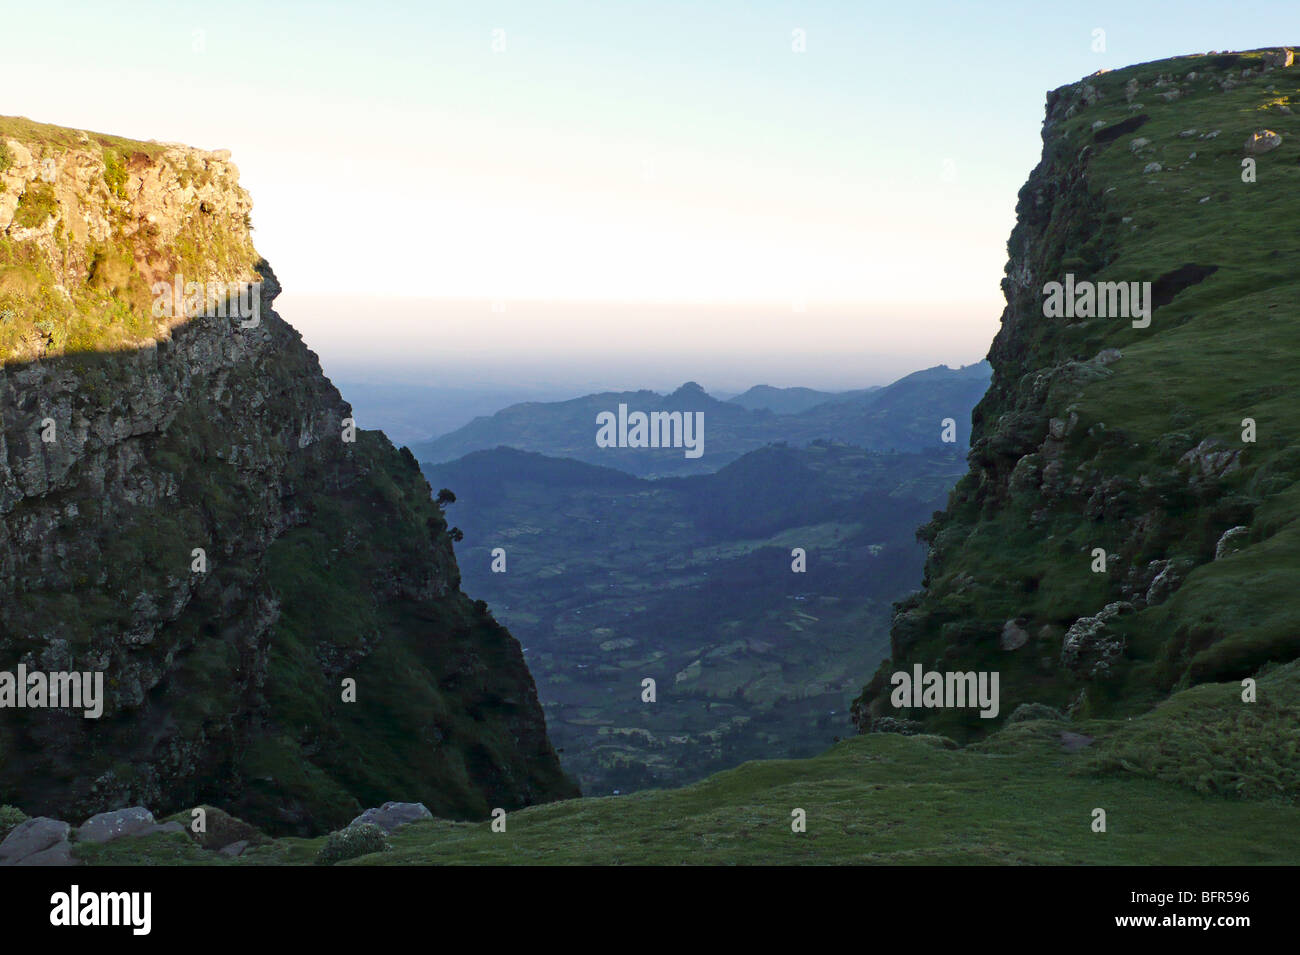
854,48 -> 1300,736
74,683 -> 1300,865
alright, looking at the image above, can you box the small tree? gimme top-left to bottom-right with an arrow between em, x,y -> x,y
436,488 -> 456,507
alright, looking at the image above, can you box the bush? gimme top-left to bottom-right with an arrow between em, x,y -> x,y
0,805 -> 28,841
103,148 -> 128,199
13,183 -> 57,228
313,822 -> 390,865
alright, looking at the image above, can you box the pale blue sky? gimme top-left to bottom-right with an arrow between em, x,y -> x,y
5,2 -> 1296,387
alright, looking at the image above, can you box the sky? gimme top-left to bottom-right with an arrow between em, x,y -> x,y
5,1 -> 1298,391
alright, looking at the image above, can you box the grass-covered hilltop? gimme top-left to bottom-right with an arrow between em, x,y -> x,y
853,46 -> 1300,747
3,47 -> 1300,867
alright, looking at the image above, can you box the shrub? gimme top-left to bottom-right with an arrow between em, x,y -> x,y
13,183 -> 57,228
102,148 -> 128,199
313,822 -> 390,865
0,805 -> 28,841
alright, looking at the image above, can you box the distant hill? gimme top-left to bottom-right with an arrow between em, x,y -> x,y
414,362 -> 991,477
726,384 -> 878,414
424,440 -> 966,794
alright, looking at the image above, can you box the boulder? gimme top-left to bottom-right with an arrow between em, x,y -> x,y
1146,558 -> 1195,606
1214,525 -> 1250,559
76,807 -> 156,844
1179,438 -> 1241,481
1060,602 -> 1134,678
0,817 -> 71,865
1001,619 -> 1031,650
15,842 -> 76,866
1244,129 -> 1283,154
348,801 -> 433,833
1059,732 -> 1096,752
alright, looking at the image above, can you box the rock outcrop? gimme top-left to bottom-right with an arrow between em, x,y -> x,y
0,115 -> 576,834
852,48 -> 1300,738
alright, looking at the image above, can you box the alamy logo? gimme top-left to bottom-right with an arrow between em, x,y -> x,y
50,885 -> 151,935
151,274 -> 261,328
1042,273 -> 1151,328
0,666 -> 104,718
596,404 -> 704,459
890,665 -> 1000,718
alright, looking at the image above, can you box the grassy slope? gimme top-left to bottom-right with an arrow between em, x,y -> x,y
69,661 -> 1300,865
849,49 -> 1300,740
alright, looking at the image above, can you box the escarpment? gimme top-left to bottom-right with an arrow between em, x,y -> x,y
853,48 -> 1300,739
0,116 -> 575,834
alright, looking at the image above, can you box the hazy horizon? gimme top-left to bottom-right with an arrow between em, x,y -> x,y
10,2 -> 1298,384
283,293 -> 994,398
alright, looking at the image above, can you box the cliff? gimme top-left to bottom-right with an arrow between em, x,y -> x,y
0,116 -> 576,834
853,48 -> 1300,738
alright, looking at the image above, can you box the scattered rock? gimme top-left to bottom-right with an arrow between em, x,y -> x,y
1060,731 -> 1096,752
1178,128 -> 1199,138
1179,438 -> 1241,481
1129,137 -> 1151,152
1143,162 -> 1162,173
1094,348 -> 1123,366
1214,525 -> 1250,559
1001,619 -> 1031,650
1060,602 -> 1134,678
1264,49 -> 1295,68
348,801 -> 433,833
218,840 -> 249,858
1244,129 -> 1283,154
1146,558 -> 1196,606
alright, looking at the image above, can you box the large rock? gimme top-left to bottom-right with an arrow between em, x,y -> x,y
1000,619 -> 1030,650
348,802 -> 433,833
1244,129 -> 1283,154
1179,438 -> 1241,482
1215,525 -> 1250,559
1060,602 -> 1134,678
15,842 -> 76,866
76,807 -> 157,843
0,817 -> 71,865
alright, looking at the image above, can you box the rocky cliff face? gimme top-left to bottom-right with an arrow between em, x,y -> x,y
854,48 -> 1300,738
0,116 -> 576,834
